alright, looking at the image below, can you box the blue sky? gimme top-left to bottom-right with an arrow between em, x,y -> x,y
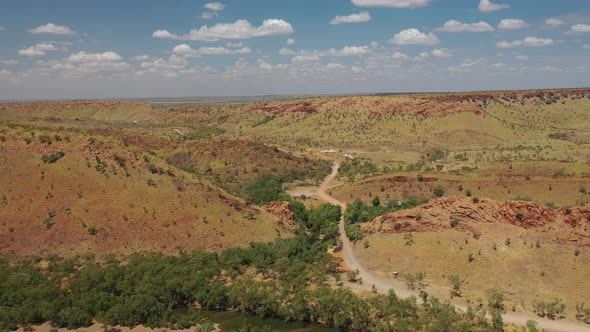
0,0 -> 589,100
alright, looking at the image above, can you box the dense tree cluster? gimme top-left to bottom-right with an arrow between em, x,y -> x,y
1,199 -> 502,332
344,196 -> 426,225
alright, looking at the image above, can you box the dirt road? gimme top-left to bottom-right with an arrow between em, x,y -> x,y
317,161 -> 590,332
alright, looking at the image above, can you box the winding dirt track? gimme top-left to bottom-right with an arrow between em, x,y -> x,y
316,161 -> 590,332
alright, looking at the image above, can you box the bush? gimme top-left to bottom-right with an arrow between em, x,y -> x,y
533,298 -> 566,320
346,224 -> 364,241
450,218 -> 460,229
244,175 -> 288,205
448,275 -> 463,298
433,185 -> 445,198
42,152 -> 65,164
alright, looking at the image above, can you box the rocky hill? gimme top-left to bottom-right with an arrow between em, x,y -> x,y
363,196 -> 590,247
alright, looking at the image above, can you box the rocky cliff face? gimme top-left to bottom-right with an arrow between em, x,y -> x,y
264,201 -> 297,230
363,196 -> 590,246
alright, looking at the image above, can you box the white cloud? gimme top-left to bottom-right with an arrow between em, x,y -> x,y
330,11 -> 371,25
201,12 -> 218,20
584,45 -> 590,49
479,0 -> 509,12
28,23 -> 76,35
66,51 -> 122,64
281,46 -> 371,58
0,27 -> 4,31
496,37 -> 554,48
292,55 -> 320,63
172,44 -> 251,57
0,59 -> 18,65
498,19 -> 528,30
571,24 -> 590,33
152,19 -> 294,41
436,20 -> 494,32
545,18 -> 564,26
286,38 -> 296,45
413,52 -> 430,61
28,51 -> 131,78
392,52 -> 408,61
133,55 -> 152,61
352,66 -> 364,73
204,2 -> 225,11
514,54 -> 529,61
279,48 -> 296,56
226,42 -> 244,48
431,48 -> 452,57
448,58 -> 485,72
326,63 -> 345,69
389,28 -> 439,45
351,0 -> 430,8
18,43 -> 66,56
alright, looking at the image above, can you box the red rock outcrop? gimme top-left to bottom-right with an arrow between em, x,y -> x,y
363,196 -> 590,246
264,201 -> 297,229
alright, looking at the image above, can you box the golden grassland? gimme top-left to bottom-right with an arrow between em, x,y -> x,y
356,229 -> 590,320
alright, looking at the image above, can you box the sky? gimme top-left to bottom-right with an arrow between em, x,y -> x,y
0,0 -> 589,100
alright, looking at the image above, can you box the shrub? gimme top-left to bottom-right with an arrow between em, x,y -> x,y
346,224 -> 364,241
472,197 -> 480,203
466,189 -> 472,197
42,152 -> 65,164
448,275 -> 463,298
244,175 -> 288,205
533,298 -> 566,320
450,218 -> 460,229
433,185 -> 445,197
404,233 -> 414,246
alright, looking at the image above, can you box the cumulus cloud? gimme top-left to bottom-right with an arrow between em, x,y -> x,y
389,28 -> 439,45
514,54 -> 529,61
0,59 -> 18,65
413,52 -> 430,61
479,0 -> 509,12
204,2 -> 225,11
28,51 -> 130,78
0,27 -> 4,31
330,11 -> 371,25
351,0 -> 430,8
392,52 -> 408,61
28,23 -> 76,35
66,51 -> 123,64
545,18 -> 564,26
585,45 -> 590,49
431,48 -> 452,57
571,24 -> 590,33
152,19 -> 294,41
201,12 -> 218,20
498,19 -> 528,30
448,58 -> 485,72
436,20 -> 494,32
286,38 -> 296,45
283,46 -> 372,58
133,55 -> 152,61
496,37 -> 554,48
18,43 -> 67,56
292,55 -> 320,63
172,44 -> 252,57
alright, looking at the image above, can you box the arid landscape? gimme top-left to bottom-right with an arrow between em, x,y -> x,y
3,0 -> 590,330
1,88 -> 590,331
